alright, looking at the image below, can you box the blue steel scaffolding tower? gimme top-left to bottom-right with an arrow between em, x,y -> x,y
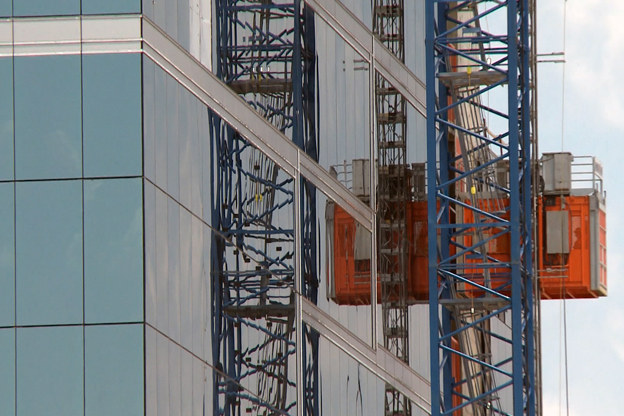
211,0 -> 319,414
426,0 -> 535,415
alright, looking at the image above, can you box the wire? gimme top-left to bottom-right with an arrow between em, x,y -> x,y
559,0 -> 571,415
560,0 -> 567,152
563,279 -> 570,416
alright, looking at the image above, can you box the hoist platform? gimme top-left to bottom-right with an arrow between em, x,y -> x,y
327,154 -> 608,304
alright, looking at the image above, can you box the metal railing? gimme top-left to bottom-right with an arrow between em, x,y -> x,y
571,156 -> 604,197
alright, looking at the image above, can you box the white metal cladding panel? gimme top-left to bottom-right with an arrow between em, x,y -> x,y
142,0 -> 211,69
0,15 -> 142,56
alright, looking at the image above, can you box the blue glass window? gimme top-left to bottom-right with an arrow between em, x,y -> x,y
13,0 -> 79,16
0,1 -> 10,17
83,53 -> 142,178
82,0 -> 141,15
0,183 -> 14,327
0,329 -> 15,416
17,326 -> 83,416
0,58 -> 12,181
85,324 -> 144,416
84,178 -> 143,324
16,180 -> 82,326
15,55 -> 81,180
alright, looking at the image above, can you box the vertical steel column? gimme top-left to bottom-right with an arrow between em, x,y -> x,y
426,0 -> 535,414
521,0 -> 535,410
425,0 -> 440,412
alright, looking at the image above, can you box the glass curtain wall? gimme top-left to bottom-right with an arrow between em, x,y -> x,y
0,50 -> 144,416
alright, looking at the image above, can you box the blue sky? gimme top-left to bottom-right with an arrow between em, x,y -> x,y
537,0 -> 624,414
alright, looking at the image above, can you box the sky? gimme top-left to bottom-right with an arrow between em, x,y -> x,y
536,0 -> 624,415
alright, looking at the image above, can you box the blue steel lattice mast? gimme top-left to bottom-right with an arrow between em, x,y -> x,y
426,0 -> 535,414
210,0 -> 319,414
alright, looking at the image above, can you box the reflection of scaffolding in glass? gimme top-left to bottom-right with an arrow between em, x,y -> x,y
373,0 -> 411,415
211,0 -> 319,415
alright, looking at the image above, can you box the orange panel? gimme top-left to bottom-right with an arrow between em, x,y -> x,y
538,195 -> 606,299
330,202 -> 429,305
599,207 -> 607,290
462,199 -> 512,297
408,201 -> 430,302
332,205 -> 372,305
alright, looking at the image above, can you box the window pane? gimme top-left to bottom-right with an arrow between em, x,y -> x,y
15,55 -> 81,180
16,180 -> 82,325
0,328 -> 15,416
0,1 -> 10,17
143,56 -> 156,181
17,326 -> 83,416
0,58 -> 13,181
83,53 -> 142,178
82,0 -> 140,15
84,178 -> 143,324
0,183 -> 14,327
85,324 -> 144,416
13,0 -> 79,16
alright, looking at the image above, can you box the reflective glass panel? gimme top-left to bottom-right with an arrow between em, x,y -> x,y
144,180 -> 157,326
176,0 -> 190,51
208,134 -> 296,414
17,326 -> 83,416
0,328 -> 14,416
15,55 -> 81,180
313,327 -> 386,416
316,18 -> 372,203
145,326 -> 157,416
153,60 -> 168,189
167,197 -> 181,343
143,56 -> 156,181
154,186 -> 169,333
84,178 -> 143,324
0,1 -> 10,17
166,75 -> 180,200
0,183 -> 13,327
83,53 -> 142,178
303,181 -> 374,346
0,58 -> 13,181
13,0 -> 79,18
16,180 -> 82,325
85,324 -> 144,416
82,0 -> 140,15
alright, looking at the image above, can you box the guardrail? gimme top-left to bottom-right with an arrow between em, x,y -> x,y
571,156 -> 604,196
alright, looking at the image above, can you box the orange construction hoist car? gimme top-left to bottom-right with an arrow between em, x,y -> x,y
327,153 -> 607,305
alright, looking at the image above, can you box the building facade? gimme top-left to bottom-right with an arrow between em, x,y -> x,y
0,1 -> 436,415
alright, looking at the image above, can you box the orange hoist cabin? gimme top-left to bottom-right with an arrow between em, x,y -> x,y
537,153 -> 607,299
327,153 -> 607,304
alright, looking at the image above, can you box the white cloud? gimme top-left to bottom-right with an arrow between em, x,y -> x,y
537,2 -> 624,416
543,394 -> 583,416
565,0 -> 624,127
